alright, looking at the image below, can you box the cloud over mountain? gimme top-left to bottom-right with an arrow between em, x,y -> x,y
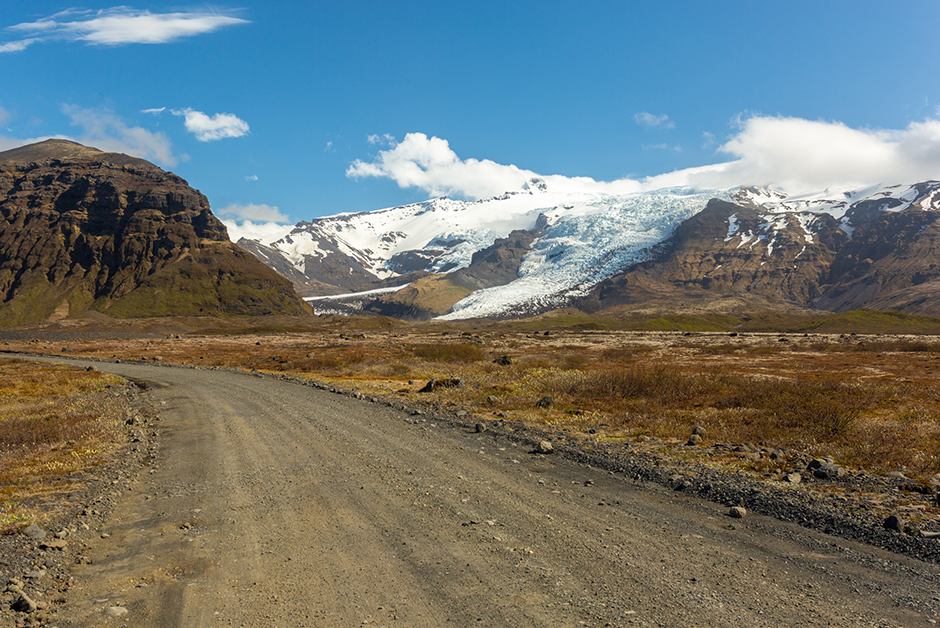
62,104 -> 179,166
347,116 -> 940,200
347,133 -> 541,198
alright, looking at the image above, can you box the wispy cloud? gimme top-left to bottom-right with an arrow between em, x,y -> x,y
0,38 -> 38,53
635,112 -> 675,129
348,117 -> 940,199
171,108 -> 249,142
0,104 -> 10,126
367,133 -> 396,146
141,107 -> 166,115
61,104 -> 181,166
642,143 -> 682,152
1,7 -> 248,52
245,175 -> 258,182
217,203 -> 289,223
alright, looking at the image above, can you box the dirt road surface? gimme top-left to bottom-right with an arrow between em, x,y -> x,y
45,361 -> 939,627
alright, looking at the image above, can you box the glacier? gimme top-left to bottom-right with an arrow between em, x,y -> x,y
244,179 -> 940,320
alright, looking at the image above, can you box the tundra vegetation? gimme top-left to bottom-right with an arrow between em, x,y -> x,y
0,359 -> 126,532
5,309 -> 940,485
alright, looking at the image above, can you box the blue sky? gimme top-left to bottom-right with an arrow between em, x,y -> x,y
3,1 -> 940,240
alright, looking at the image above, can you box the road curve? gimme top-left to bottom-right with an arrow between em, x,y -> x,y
40,360 -> 938,627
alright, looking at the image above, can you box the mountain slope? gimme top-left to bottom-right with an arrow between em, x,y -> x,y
584,183 -> 940,315
0,139 -> 310,327
241,182 -> 729,316
239,174 -> 940,320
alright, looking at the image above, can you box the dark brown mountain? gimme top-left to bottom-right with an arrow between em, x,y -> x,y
582,186 -> 940,316
0,139 -> 310,327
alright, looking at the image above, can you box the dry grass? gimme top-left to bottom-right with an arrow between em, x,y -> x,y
0,358 -> 127,532
7,320 -> 940,480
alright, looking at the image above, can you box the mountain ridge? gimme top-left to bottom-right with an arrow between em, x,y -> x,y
239,179 -> 940,319
0,140 -> 310,327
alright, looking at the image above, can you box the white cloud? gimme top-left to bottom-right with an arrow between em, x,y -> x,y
2,7 -> 247,52
218,204 -> 292,242
635,112 -> 675,129
0,105 -> 10,126
141,107 -> 166,115
222,219 -> 290,243
367,133 -> 396,146
347,117 -> 940,200
347,133 -> 542,198
245,175 -> 258,182
61,104 -> 180,166
171,108 -> 249,142
324,141 -> 334,152
217,203 -> 289,223
0,38 -> 38,53
689,116 -> 940,194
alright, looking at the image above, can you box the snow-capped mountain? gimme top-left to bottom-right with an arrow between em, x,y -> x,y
237,179 -> 940,319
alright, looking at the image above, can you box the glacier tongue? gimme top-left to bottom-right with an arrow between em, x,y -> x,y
440,188 -> 733,320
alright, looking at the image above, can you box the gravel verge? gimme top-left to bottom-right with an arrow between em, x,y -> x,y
0,375 -> 160,627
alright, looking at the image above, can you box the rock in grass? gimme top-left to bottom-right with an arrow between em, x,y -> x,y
419,377 -> 463,393
493,355 -> 513,366
535,441 -> 555,454
686,434 -> 702,446
806,458 -> 826,471
535,396 -> 554,408
813,462 -> 846,480
474,423 -> 487,433
784,472 -> 802,484
728,507 -> 747,518
692,425 -> 707,436
105,606 -> 129,617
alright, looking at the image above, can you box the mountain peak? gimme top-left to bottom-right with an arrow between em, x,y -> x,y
521,177 -> 549,193
0,139 -> 155,169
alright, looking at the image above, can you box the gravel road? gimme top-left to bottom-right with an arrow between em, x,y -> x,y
46,362 -> 940,627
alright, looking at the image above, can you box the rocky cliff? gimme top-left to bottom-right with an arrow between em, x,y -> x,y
0,140 -> 310,327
